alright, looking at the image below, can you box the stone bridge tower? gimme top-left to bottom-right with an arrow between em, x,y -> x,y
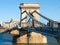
19,3 -> 40,27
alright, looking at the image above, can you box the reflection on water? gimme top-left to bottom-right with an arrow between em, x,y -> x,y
0,33 -> 13,45
0,33 -> 58,45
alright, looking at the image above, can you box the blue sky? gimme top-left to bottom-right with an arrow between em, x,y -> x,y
0,0 -> 60,24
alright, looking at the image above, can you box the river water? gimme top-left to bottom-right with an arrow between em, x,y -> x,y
0,33 -> 58,45
0,33 -> 13,45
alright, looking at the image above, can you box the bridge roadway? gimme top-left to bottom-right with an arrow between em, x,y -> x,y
20,27 -> 60,37
0,26 -> 60,38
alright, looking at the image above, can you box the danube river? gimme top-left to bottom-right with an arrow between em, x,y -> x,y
0,33 -> 58,45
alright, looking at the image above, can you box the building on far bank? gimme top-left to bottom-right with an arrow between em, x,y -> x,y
2,19 -> 19,29
57,21 -> 60,27
47,21 -> 60,27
